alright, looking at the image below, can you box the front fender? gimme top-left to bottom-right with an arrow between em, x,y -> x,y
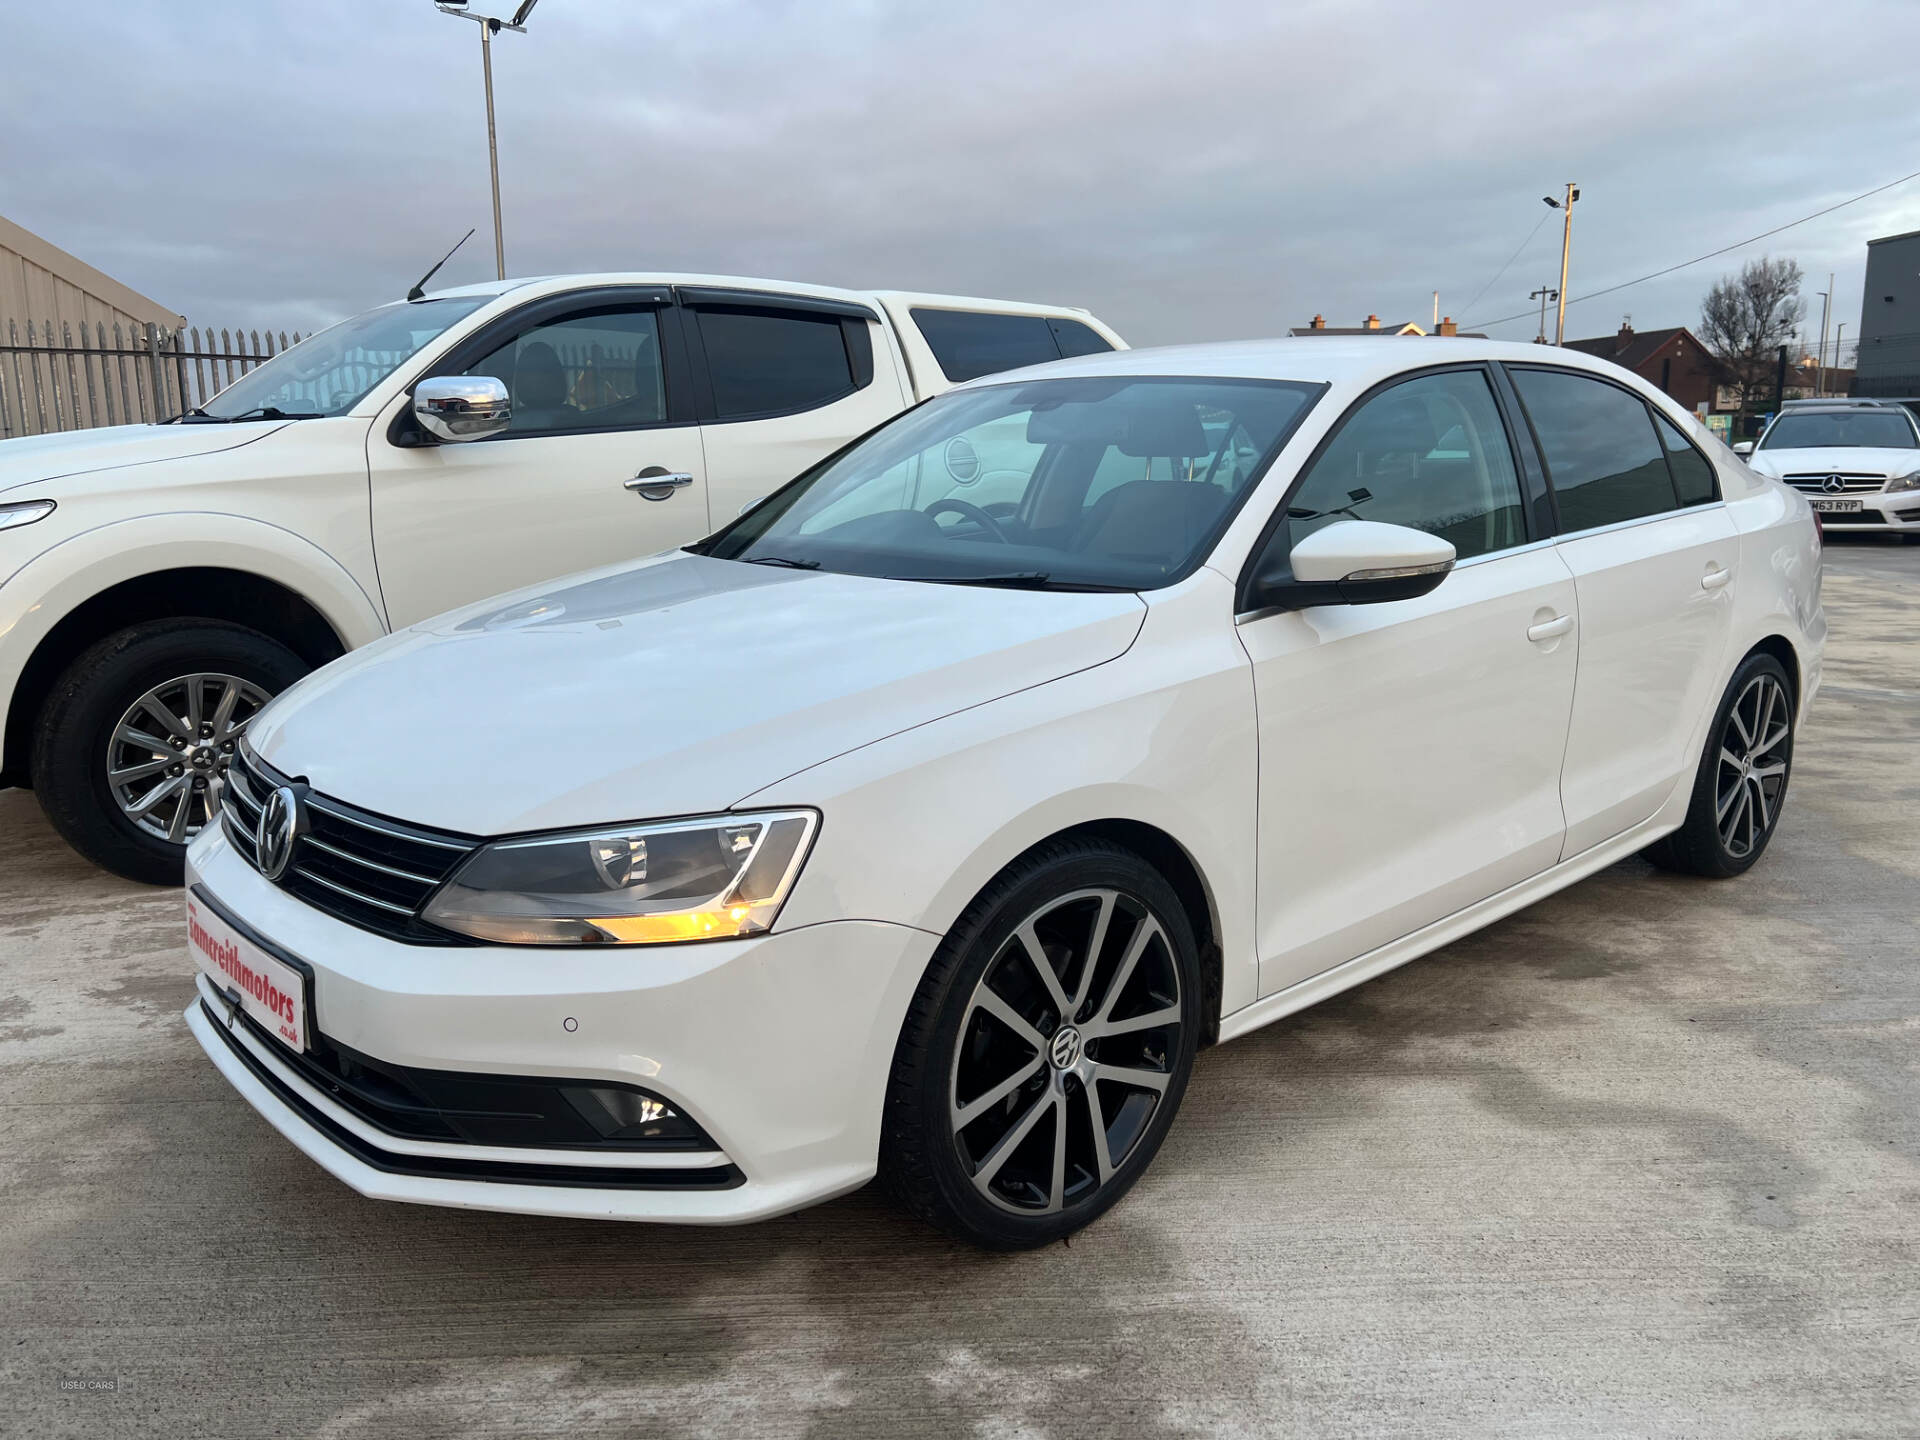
0,511 -> 389,751
739,571 -> 1262,1018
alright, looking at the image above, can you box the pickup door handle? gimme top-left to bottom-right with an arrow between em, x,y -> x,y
625,468 -> 695,499
1701,563 -> 1732,591
1527,613 -> 1574,642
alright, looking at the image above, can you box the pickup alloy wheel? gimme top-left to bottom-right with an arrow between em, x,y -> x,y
106,672 -> 272,845
32,620 -> 309,885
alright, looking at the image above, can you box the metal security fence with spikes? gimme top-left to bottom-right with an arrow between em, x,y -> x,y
0,320 -> 308,437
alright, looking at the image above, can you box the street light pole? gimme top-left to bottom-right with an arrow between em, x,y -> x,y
1530,285 -> 1559,345
434,1 -> 539,283
1543,183 -> 1579,346
479,20 -> 503,279
1815,276 -> 1832,399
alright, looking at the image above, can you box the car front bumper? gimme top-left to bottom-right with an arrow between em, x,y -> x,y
1813,494 -> 1920,529
183,822 -> 937,1224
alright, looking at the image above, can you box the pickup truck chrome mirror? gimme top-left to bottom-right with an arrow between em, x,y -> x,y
413,376 -> 510,443
1247,520 -> 1455,612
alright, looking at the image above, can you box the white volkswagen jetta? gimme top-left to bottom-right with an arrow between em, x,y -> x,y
184,339 -> 1824,1249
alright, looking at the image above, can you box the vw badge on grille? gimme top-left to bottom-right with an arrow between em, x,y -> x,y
257,785 -> 303,881
1823,474 -> 1847,493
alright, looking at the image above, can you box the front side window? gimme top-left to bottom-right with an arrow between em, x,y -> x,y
695,307 -> 859,419
463,307 -> 666,435
703,376 -> 1321,590
1758,410 -> 1918,450
912,309 -> 1067,383
1511,369 -> 1677,531
194,296 -> 489,420
1281,369 -> 1527,562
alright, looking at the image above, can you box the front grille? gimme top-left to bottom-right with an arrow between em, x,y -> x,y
1783,472 -> 1887,493
1820,510 -> 1886,525
221,746 -> 478,944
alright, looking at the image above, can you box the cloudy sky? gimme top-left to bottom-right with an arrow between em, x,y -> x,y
5,0 -> 1918,357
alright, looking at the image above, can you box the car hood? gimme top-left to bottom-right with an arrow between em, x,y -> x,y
249,552 -> 1148,835
1746,446 -> 1920,479
0,421 -> 292,495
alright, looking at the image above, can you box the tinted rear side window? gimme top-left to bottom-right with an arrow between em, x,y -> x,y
1049,317 -> 1115,359
695,307 -> 857,419
912,308 -> 1063,382
1511,369 -> 1677,531
1656,413 -> 1719,506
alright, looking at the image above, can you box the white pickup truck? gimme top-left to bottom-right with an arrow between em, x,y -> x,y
0,273 -> 1124,881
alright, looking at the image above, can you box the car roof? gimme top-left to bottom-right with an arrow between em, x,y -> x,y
422,274 -> 1102,318
952,335 -> 1662,394
424,272 -> 883,305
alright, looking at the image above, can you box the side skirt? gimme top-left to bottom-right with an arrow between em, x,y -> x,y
1217,805 -> 1686,1045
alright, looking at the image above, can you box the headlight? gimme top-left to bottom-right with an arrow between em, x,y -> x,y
0,499 -> 55,531
1885,472 -> 1920,493
422,809 -> 818,945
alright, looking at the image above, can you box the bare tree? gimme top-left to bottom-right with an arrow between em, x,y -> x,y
1699,257 -> 1805,413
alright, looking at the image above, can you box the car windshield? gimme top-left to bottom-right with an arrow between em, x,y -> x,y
1760,411 -> 1917,450
701,376 -> 1323,590
191,296 -> 491,420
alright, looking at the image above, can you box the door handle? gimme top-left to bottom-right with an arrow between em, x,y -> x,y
1701,564 -> 1731,591
625,467 -> 695,500
1527,613 -> 1573,642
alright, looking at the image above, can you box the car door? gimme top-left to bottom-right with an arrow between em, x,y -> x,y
1503,365 -> 1738,859
1236,365 -> 1580,997
679,290 -> 910,523
367,289 -> 710,628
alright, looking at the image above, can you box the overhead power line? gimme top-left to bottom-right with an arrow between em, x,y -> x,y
1463,166 -> 1920,330
1460,209 -> 1552,317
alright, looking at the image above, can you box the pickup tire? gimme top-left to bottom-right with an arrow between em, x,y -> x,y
32,621 -> 308,885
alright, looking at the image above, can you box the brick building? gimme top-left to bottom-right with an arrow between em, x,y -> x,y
1562,323 -> 1729,414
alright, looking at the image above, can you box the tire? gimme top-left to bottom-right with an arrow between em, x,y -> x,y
31,621 -> 308,885
879,838 -> 1202,1249
1644,651 -> 1795,879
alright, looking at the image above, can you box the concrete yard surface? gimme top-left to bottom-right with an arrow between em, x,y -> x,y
1,538 -> 1916,1438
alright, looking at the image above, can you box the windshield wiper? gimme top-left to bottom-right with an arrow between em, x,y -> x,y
744,555 -> 821,570
884,571 -> 1132,592
209,405 -> 325,422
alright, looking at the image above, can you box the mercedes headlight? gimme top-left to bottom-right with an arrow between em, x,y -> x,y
423,810 -> 819,945
1885,471 -> 1920,493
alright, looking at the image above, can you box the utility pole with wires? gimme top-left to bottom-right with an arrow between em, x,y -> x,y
1543,183 -> 1579,345
1530,285 -> 1559,344
434,0 -> 541,282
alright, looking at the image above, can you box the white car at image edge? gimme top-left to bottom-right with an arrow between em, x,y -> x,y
183,336 -> 1824,1249
1738,400 -> 1920,537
